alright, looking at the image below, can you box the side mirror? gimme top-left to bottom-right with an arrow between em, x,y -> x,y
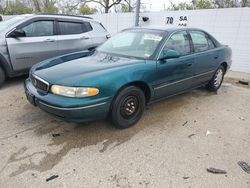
9,29 -> 26,38
159,50 -> 181,60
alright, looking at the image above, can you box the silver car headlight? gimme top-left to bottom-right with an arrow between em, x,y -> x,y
51,85 -> 99,98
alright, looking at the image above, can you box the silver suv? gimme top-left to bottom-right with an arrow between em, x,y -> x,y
0,14 -> 110,86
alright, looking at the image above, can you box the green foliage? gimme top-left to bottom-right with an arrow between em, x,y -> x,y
5,1 -> 32,15
169,0 -> 215,10
121,4 -> 130,12
79,5 -> 97,15
43,4 -> 58,14
169,2 -> 194,10
195,0 -> 214,9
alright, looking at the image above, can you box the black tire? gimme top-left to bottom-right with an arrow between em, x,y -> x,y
0,66 -> 6,88
206,65 -> 225,91
110,86 -> 145,129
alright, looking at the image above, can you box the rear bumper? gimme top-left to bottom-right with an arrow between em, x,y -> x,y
24,79 -> 111,123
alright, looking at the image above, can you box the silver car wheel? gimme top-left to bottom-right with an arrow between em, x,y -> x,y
214,68 -> 223,88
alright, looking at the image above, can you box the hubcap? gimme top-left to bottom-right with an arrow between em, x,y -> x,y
214,68 -> 223,87
121,96 -> 139,119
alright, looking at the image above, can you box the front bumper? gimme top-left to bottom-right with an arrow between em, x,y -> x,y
24,79 -> 111,122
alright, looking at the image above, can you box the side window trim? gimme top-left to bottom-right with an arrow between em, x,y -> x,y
157,30 -> 192,60
15,18 -> 56,37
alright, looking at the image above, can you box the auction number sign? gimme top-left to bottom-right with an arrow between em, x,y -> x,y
166,16 -> 188,26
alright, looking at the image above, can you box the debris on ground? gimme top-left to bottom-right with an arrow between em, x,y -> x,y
182,121 -> 188,126
238,80 -> 249,86
206,130 -> 212,136
239,117 -> 245,121
188,134 -> 195,138
52,133 -> 61,137
183,176 -> 190,180
238,161 -> 250,174
207,168 -> 227,174
46,175 -> 59,182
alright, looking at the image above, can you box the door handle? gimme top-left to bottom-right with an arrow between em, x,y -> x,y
187,63 -> 193,67
44,39 -> 55,42
214,56 -> 219,59
80,36 -> 89,40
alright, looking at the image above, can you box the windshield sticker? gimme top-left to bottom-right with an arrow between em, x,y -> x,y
144,34 -> 162,41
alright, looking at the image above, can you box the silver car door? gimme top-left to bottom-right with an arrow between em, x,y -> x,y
56,20 -> 93,55
6,19 -> 58,71
88,21 -> 109,47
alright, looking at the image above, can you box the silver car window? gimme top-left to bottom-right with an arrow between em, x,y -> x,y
22,20 -> 54,37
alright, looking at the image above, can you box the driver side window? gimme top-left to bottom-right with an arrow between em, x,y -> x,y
21,20 -> 54,37
161,31 -> 191,57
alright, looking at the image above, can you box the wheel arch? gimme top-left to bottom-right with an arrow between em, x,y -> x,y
0,53 -> 12,77
221,62 -> 228,72
118,81 -> 152,104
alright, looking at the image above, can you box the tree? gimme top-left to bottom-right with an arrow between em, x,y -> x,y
79,4 -> 97,14
195,0 -> 214,9
30,0 -> 58,13
169,2 -> 193,10
213,0 -> 240,8
1,0 -> 32,15
86,0 -> 123,13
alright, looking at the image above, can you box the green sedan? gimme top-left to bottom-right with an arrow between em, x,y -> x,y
24,27 -> 232,129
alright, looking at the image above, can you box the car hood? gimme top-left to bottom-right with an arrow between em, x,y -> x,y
33,52 -> 145,85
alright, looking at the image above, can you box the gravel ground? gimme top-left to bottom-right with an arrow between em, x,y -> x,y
0,74 -> 249,188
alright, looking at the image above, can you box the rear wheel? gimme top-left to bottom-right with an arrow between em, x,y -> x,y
110,86 -> 145,129
206,65 -> 225,91
0,66 -> 6,87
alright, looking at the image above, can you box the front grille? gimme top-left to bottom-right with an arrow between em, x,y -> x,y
30,74 -> 49,92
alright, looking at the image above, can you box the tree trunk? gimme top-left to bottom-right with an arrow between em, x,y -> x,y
105,6 -> 109,13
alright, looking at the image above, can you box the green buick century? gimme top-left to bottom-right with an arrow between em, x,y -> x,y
24,27 -> 232,129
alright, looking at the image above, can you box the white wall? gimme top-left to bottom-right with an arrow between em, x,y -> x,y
91,8 -> 250,73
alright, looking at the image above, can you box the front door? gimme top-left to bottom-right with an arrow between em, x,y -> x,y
153,31 -> 195,99
6,19 -> 57,71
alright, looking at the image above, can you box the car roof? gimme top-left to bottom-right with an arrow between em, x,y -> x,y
131,26 -> 206,33
16,13 -> 99,23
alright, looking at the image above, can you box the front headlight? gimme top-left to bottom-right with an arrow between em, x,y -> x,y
51,85 -> 99,98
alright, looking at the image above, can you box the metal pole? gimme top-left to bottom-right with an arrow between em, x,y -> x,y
134,0 -> 141,26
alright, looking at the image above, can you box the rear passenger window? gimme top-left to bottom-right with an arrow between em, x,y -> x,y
83,22 -> 93,32
207,37 -> 215,49
58,21 -> 83,35
190,31 -> 209,52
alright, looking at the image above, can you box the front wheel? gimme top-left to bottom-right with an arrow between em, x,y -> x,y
110,86 -> 145,129
206,65 -> 225,91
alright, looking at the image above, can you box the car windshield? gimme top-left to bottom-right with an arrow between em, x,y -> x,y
97,29 -> 166,59
0,16 -> 27,32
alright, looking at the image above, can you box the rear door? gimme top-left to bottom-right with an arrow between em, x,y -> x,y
189,30 -> 219,86
6,18 -> 57,71
56,19 -> 93,55
153,31 -> 195,99
88,22 -> 109,47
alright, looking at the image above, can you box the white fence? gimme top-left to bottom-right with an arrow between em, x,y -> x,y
2,8 -> 250,73
91,8 -> 250,73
